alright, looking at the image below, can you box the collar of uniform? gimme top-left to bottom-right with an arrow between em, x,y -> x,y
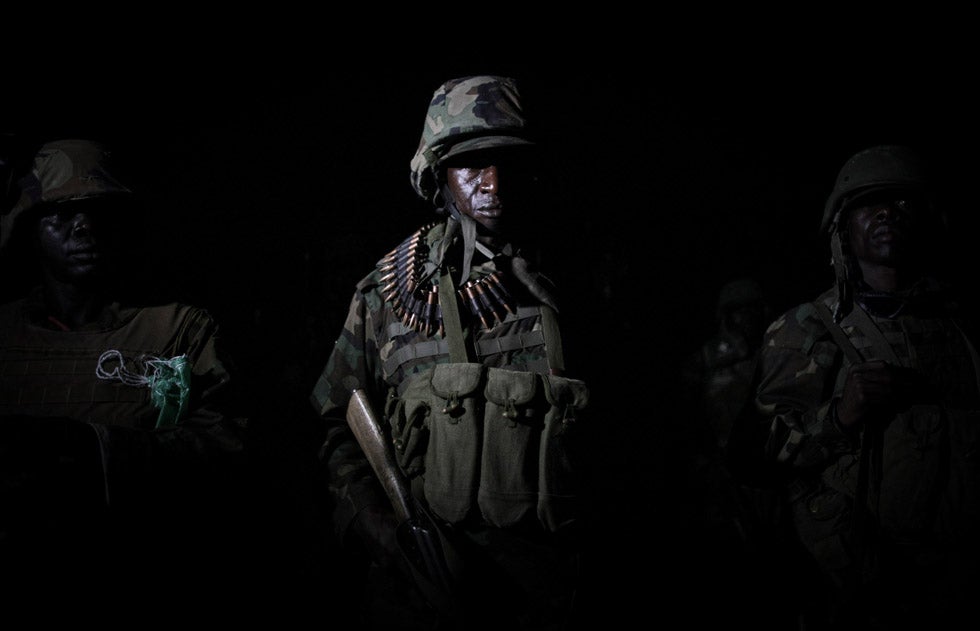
23,285 -> 135,332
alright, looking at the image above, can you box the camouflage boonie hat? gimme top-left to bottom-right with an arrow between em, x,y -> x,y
0,139 -> 132,250
821,144 -> 930,233
409,75 -> 535,203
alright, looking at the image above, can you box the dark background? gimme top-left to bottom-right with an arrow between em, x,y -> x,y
10,59 -> 978,374
4,47 -> 980,626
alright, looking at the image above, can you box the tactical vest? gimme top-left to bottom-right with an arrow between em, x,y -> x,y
0,301 -> 209,428
380,274 -> 589,532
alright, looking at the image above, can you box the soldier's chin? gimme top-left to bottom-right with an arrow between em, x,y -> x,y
475,217 -> 505,235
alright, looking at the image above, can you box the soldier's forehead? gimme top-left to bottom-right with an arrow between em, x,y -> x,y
37,195 -> 129,215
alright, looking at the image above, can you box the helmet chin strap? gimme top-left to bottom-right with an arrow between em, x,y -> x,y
829,211 -> 857,323
437,185 -> 478,286
435,182 -> 559,313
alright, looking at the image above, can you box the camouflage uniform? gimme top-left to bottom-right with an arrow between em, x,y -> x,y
733,146 -> 980,628
311,77 -> 588,630
0,139 -> 247,605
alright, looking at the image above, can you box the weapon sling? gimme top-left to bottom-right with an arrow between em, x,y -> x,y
814,301 -> 900,583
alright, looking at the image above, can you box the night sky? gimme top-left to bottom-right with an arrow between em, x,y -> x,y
4,44 -> 979,626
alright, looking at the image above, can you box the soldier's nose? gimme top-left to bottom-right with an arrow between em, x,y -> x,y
71,213 -> 93,235
479,166 -> 498,194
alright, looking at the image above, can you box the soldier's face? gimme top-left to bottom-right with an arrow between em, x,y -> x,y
846,195 -> 919,267
443,149 -> 536,237
35,199 -> 123,284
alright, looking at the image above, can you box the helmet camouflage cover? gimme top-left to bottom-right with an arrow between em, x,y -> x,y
0,138 -> 132,250
409,75 -> 534,203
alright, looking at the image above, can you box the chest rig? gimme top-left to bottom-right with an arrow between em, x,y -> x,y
380,256 -> 589,532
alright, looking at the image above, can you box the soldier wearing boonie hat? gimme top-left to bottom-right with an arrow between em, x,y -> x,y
0,138 -> 248,604
0,138 -> 132,252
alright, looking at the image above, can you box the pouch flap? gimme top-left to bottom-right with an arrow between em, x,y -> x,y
484,367 -> 538,406
543,374 -> 590,409
430,362 -> 484,398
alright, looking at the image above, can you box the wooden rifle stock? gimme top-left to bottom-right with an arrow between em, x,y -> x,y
345,388 -> 462,619
346,388 -> 414,523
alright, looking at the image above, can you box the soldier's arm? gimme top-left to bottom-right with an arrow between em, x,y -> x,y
310,279 -> 389,542
752,307 -> 859,473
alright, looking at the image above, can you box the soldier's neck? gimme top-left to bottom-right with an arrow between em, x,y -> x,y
856,260 -> 921,294
41,277 -> 110,330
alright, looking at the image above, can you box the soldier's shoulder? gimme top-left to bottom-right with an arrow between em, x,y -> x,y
0,297 -> 24,318
134,301 -> 213,321
355,268 -> 383,293
762,289 -> 836,351
125,302 -> 220,339
0,297 -> 27,337
359,221 -> 445,296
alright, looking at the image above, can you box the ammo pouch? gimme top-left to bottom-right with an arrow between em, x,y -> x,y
387,362 -> 588,531
385,272 -> 588,531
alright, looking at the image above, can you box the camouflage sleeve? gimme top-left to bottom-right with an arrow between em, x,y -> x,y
753,302 -> 859,472
167,306 -> 247,457
310,273 -> 388,540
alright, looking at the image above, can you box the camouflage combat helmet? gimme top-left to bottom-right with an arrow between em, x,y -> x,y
820,144 -> 930,234
0,138 -> 132,250
409,75 -> 535,203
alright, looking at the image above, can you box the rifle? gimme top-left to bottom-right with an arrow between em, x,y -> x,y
346,388 -> 463,619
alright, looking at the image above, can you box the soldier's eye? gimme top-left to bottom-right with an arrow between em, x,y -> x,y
39,212 -> 68,226
894,199 -> 913,213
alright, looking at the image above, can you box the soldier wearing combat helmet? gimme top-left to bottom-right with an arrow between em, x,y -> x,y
310,76 -> 590,630
728,145 -> 980,628
820,144 -> 941,322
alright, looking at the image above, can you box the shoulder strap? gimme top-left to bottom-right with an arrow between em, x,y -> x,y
539,304 -> 565,376
846,302 -> 902,365
439,269 -> 473,363
813,300 -> 881,580
813,301 -> 864,364
951,318 -> 980,395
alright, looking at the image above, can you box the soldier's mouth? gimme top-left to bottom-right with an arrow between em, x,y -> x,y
69,248 -> 101,261
873,225 -> 901,240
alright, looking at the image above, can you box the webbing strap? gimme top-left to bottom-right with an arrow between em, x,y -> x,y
436,268 -> 565,373
539,304 -> 565,375
814,300 -> 880,584
847,303 -> 902,365
951,319 -> 980,396
382,330 -> 550,377
476,330 -> 545,357
813,301 -> 863,365
439,269 -> 472,363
